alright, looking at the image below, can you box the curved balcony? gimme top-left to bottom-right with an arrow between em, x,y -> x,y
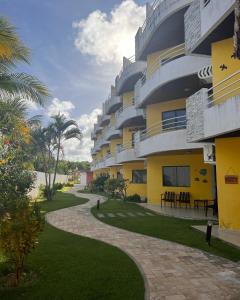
104,95 -> 122,114
135,55 -> 211,108
99,114 -> 111,127
115,56 -> 146,96
135,0 -> 192,60
105,154 -> 121,168
105,126 -> 122,141
185,0 -> 235,55
134,116 -> 202,157
116,144 -> 144,164
187,71 -> 240,142
115,105 -> 145,129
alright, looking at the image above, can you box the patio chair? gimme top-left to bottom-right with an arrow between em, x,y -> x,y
205,199 -> 218,217
176,192 -> 191,208
161,191 -> 176,208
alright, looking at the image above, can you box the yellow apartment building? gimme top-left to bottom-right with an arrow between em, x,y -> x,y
91,0 -> 240,230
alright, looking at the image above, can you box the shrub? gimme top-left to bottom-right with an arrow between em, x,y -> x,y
54,182 -> 64,190
125,194 -> 142,203
65,182 -> 74,187
92,174 -> 109,192
104,178 -> 119,198
0,198 -> 44,286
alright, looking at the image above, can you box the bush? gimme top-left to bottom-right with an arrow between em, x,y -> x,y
125,194 -> 142,203
91,174 -> 109,192
65,182 -> 74,187
54,182 -> 64,190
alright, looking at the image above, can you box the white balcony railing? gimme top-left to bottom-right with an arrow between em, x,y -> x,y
140,115 -> 187,141
136,0 -> 192,59
187,70 -> 240,142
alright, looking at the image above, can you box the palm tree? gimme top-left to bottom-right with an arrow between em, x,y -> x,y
51,114 -> 81,194
0,16 -> 49,105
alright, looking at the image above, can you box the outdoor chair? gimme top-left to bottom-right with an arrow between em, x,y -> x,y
161,191 -> 176,208
176,192 -> 191,208
205,199 -> 218,217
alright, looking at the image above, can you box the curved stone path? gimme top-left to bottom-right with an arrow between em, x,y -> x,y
46,186 -> 240,300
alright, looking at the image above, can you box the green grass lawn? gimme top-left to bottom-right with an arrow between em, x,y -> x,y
91,199 -> 240,262
0,192 -> 145,300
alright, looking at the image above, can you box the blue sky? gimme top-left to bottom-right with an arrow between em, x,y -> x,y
1,0 -> 146,160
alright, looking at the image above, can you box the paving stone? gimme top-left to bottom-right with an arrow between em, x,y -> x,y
97,213 -> 105,218
145,212 -> 155,216
136,212 -> 146,216
107,213 -> 116,218
47,186 -> 240,300
126,212 -> 136,217
116,213 -> 126,217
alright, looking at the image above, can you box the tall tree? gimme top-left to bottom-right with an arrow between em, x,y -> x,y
51,114 -> 81,192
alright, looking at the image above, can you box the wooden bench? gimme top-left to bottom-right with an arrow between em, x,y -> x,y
161,192 -> 176,208
176,192 -> 191,208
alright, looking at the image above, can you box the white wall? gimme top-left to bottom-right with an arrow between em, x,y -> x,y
29,171 -> 68,198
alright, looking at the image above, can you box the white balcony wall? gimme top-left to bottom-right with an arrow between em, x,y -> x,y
135,129 -> 202,157
185,0 -> 235,53
136,0 -> 192,59
115,106 -> 145,129
116,148 -> 143,164
135,55 -> 210,108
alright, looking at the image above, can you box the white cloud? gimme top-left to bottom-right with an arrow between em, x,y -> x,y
73,0 -> 145,65
63,108 -> 102,161
47,97 -> 75,118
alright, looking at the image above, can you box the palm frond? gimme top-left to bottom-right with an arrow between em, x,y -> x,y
0,72 -> 50,105
0,16 -> 30,64
64,127 -> 82,140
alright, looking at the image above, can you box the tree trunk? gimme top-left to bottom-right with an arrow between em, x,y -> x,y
52,137 -> 61,191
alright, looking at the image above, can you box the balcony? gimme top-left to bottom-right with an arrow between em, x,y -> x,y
186,71 -> 240,142
134,114 -> 202,157
135,0 -> 192,60
104,95 -> 122,115
115,56 -> 146,96
104,153 -> 121,168
104,125 -> 122,141
99,114 -> 111,127
91,131 -> 97,140
185,0 -> 235,54
135,53 -> 210,108
115,104 -> 145,129
116,144 -> 144,164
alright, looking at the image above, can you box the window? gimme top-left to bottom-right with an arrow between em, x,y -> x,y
162,109 -> 186,131
163,166 -> 190,187
132,170 -> 147,184
117,171 -> 123,180
131,132 -> 135,147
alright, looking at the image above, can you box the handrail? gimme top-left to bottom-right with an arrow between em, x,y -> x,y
207,70 -> 240,105
141,43 -> 185,82
117,55 -> 136,79
139,115 -> 186,141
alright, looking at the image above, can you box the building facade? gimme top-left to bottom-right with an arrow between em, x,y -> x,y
91,0 -> 240,230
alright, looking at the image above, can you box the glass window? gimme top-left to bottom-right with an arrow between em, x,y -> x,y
163,166 -> 190,187
162,109 -> 186,131
132,170 -> 147,184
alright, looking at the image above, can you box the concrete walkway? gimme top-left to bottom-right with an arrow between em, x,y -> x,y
46,186 -> 240,300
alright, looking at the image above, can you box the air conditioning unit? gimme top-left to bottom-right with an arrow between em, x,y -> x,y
203,144 -> 216,164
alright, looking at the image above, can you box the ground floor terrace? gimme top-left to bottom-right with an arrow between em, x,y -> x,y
46,186 -> 240,300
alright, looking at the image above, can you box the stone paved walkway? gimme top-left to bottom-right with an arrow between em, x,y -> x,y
46,186 -> 240,300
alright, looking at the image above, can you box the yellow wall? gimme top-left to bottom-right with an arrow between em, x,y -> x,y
108,166 -> 122,179
147,152 -> 213,204
212,38 -> 240,104
215,138 -> 240,230
146,98 -> 186,137
146,50 -> 162,78
110,113 -> 116,126
122,127 -> 134,149
122,91 -> 134,108
122,162 -> 147,197
110,138 -> 122,155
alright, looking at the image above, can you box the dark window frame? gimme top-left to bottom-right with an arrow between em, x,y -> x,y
132,169 -> 147,184
162,108 -> 186,131
162,166 -> 191,187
